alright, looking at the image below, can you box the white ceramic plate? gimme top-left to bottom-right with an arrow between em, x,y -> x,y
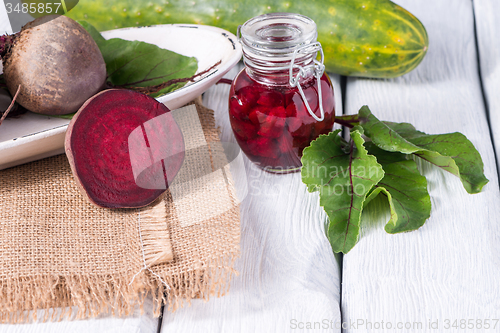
0,24 -> 242,170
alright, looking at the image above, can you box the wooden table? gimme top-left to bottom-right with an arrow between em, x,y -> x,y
1,0 -> 499,332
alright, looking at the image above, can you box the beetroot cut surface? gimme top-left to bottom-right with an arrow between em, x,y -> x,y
65,89 -> 185,209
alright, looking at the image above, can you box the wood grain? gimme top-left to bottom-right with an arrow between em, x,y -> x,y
0,4 -> 158,333
3,0 -> 499,331
342,0 -> 500,331
160,65 -> 343,333
474,0 -> 500,172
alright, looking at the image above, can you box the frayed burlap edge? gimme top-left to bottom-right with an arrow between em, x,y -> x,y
0,200 -> 165,324
0,272 -> 151,324
149,246 -> 239,316
147,97 -> 241,316
0,98 -> 241,323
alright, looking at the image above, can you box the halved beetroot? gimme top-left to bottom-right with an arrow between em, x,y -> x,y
65,89 -> 185,209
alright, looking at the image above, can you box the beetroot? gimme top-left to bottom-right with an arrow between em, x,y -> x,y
257,112 -> 285,138
1,15 -> 106,115
256,90 -> 284,107
231,119 -> 257,140
65,89 -> 185,209
228,69 -> 335,171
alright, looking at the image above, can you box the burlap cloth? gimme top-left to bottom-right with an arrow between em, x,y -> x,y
0,98 -> 240,323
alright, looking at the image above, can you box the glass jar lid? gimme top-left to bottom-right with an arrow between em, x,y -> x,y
238,13 -> 326,121
240,13 -> 317,55
239,13 -> 318,67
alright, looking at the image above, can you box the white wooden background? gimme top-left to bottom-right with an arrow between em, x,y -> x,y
1,0 -> 500,332
341,1 -> 500,332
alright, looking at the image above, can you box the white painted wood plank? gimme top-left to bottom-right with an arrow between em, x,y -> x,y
342,0 -> 500,332
160,64 -> 343,333
474,0 -> 500,171
0,6 -> 161,333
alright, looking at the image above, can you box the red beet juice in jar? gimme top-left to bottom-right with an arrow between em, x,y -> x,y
230,13 -> 335,173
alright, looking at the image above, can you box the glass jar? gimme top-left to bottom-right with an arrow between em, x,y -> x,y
229,13 -> 335,173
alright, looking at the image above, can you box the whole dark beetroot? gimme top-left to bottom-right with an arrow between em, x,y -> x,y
1,15 -> 106,115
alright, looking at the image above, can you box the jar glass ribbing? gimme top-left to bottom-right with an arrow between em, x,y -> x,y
229,13 -> 335,173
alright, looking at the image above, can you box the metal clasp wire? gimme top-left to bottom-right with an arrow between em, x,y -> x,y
289,42 -> 326,122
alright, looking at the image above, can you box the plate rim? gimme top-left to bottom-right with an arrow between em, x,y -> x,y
100,23 -> 242,104
0,24 -> 242,169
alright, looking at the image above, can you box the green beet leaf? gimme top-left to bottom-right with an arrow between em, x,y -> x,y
364,143 -> 431,234
301,130 -> 384,253
79,21 -> 198,97
358,106 -> 488,194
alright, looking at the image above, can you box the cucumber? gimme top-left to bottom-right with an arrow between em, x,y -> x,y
66,0 -> 428,78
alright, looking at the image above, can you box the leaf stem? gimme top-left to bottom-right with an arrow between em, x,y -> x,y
108,60 -> 222,95
216,78 -> 233,85
335,114 -> 359,128
0,84 -> 20,127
